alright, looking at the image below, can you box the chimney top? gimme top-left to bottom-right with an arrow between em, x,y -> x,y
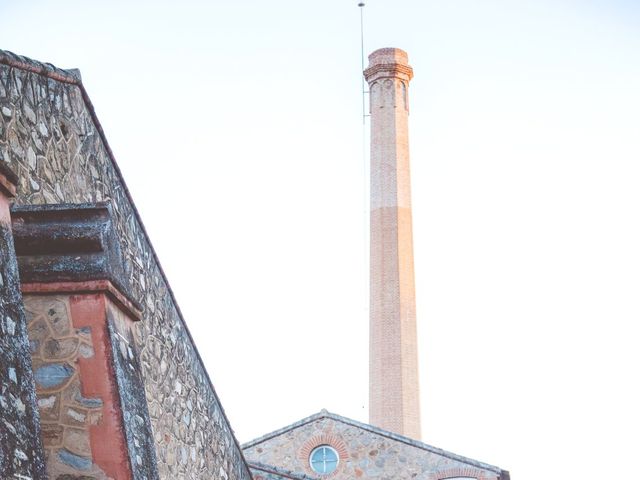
364,48 -> 413,83
368,48 -> 409,67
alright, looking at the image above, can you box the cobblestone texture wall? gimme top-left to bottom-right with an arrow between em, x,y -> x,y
0,222 -> 46,479
243,414 -> 503,480
253,472 -> 297,480
24,294 -> 109,479
0,50 -> 251,480
107,300 -> 159,480
250,463 -> 318,480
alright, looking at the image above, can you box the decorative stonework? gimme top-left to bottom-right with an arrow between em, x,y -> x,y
0,49 -> 251,480
430,467 -> 493,480
106,299 -> 159,480
25,294 -> 109,479
14,201 -> 157,479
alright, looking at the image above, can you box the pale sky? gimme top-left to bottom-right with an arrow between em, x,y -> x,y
2,1 -> 640,480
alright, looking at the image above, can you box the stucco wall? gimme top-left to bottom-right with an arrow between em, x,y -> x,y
0,50 -> 251,480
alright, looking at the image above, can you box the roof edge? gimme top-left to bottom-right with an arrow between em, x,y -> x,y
0,49 -> 81,84
248,462 -> 318,480
242,410 -> 330,449
242,410 -> 504,475
0,48 -> 253,480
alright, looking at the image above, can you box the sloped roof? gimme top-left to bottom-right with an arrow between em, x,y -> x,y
249,462 -> 318,480
242,410 -> 505,476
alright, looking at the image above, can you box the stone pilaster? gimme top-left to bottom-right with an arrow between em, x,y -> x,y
12,203 -> 159,480
0,162 -> 46,479
364,48 -> 421,440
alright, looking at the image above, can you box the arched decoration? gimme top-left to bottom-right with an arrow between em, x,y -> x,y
401,80 -> 408,111
430,467 -> 497,480
369,81 -> 379,110
297,434 -> 348,478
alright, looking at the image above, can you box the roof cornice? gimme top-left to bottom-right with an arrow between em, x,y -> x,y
0,49 -> 81,84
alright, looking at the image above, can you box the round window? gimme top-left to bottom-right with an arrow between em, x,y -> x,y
309,445 -> 339,475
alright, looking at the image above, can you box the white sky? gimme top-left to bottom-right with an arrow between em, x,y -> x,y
2,1 -> 640,479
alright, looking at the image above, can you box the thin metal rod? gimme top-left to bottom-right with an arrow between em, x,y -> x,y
358,2 -> 370,360
360,3 -> 366,124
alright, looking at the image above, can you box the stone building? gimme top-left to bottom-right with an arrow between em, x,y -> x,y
243,410 -> 508,480
0,48 -> 250,480
0,46 -> 509,480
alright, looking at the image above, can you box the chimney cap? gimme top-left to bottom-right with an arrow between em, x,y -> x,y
368,48 -> 409,67
364,48 -> 413,83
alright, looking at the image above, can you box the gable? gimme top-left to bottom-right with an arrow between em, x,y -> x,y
243,412 -> 508,480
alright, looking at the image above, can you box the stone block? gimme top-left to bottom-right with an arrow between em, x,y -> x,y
57,449 -> 92,471
41,423 -> 64,447
34,363 -> 75,390
38,393 -> 61,421
62,406 -> 88,427
63,427 -> 91,457
43,338 -> 80,360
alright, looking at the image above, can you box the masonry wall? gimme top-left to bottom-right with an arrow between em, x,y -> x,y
0,207 -> 46,479
243,415 -> 504,480
25,294 -> 112,479
0,50 -> 252,480
250,463 -> 317,480
24,291 -> 159,480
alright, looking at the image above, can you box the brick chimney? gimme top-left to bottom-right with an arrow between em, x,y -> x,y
365,48 -> 421,440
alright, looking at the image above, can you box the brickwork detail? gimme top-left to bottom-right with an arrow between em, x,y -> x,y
430,467 -> 493,480
364,48 -> 421,440
0,50 -> 251,480
297,433 -> 348,477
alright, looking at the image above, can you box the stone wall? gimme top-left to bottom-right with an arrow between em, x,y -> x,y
25,294 -> 108,479
243,412 -> 506,480
0,49 -> 252,480
107,299 -> 159,480
0,202 -> 46,479
250,462 -> 318,480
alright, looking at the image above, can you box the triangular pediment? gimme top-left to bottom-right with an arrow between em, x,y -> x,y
243,411 -> 509,480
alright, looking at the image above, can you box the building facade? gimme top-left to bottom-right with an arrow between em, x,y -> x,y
244,411 -> 508,480
0,48 -> 251,480
0,47 -> 509,480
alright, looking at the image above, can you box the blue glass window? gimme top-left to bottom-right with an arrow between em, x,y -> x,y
309,445 -> 339,475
